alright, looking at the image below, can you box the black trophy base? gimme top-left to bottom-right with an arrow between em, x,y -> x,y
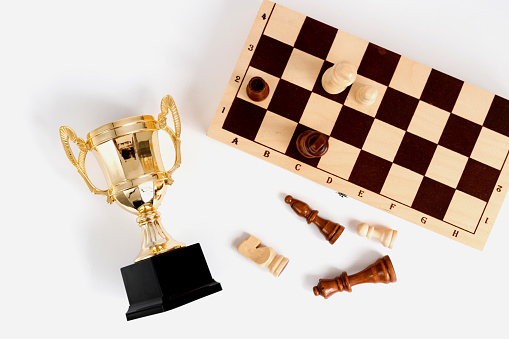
121,243 -> 222,321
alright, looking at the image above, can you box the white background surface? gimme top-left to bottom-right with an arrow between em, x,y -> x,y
2,0 -> 509,338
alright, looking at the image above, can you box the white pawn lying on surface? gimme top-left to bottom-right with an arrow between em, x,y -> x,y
321,62 -> 357,94
357,223 -> 397,249
356,85 -> 378,106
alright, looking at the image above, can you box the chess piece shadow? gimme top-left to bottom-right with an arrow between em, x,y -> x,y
232,231 -> 252,251
313,252 -> 396,299
304,266 -> 343,292
348,218 -> 363,234
284,195 -> 344,244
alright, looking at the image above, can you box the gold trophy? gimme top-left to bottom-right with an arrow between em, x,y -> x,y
59,95 -> 221,321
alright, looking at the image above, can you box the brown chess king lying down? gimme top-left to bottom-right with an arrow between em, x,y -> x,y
313,255 -> 396,298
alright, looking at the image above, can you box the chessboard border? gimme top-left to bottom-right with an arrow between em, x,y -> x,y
207,0 -> 509,250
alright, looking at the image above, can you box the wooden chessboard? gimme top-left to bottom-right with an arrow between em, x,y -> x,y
207,0 -> 509,250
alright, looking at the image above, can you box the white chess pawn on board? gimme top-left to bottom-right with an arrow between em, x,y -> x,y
321,62 -> 357,94
356,85 -> 378,106
357,223 -> 397,249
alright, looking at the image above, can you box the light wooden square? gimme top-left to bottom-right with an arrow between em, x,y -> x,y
326,30 -> 368,68
281,49 -> 324,91
362,120 -> 405,162
318,138 -> 360,179
299,93 -> 342,135
255,111 -> 297,153
264,4 -> 306,46
426,145 -> 468,188
238,67 -> 280,109
344,75 -> 387,117
452,82 -> 494,124
471,127 -> 509,170
407,101 -> 450,143
381,164 -> 423,206
444,190 -> 486,232
389,56 -> 432,98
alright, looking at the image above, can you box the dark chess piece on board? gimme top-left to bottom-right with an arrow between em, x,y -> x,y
313,255 -> 396,298
296,130 -> 329,158
284,195 -> 344,244
246,76 -> 270,101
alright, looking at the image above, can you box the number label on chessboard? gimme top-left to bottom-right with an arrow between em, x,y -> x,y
208,0 -> 509,250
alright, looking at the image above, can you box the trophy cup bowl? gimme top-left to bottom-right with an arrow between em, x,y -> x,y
60,95 -> 221,320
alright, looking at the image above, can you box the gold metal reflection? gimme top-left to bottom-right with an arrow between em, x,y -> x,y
60,95 -> 185,262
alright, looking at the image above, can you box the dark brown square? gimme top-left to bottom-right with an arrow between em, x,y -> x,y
411,177 -> 455,220
330,106 -> 374,148
312,61 -> 350,104
358,43 -> 401,86
483,95 -> 509,137
250,34 -> 293,78
348,150 -> 392,194
438,114 -> 482,157
394,132 -> 437,175
376,87 -> 419,130
285,124 -> 324,168
420,69 -> 463,112
268,79 -> 311,122
294,17 -> 337,59
222,97 -> 267,141
457,159 -> 501,202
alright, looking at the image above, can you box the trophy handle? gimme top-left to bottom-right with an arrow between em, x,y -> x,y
59,126 -> 114,203
157,95 -> 182,184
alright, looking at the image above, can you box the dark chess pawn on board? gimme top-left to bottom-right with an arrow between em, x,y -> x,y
296,130 -> 329,158
313,255 -> 397,298
208,1 -> 509,249
284,195 -> 344,244
246,76 -> 270,101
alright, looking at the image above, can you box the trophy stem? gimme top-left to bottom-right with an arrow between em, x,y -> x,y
134,204 -> 185,263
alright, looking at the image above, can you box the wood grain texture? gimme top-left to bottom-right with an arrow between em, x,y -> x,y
357,223 -> 398,248
237,234 -> 289,277
284,195 -> 344,244
246,76 -> 270,102
313,255 -> 396,298
207,0 -> 509,250
321,62 -> 356,94
296,130 -> 329,158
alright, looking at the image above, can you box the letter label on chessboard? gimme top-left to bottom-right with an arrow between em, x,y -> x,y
232,138 -> 238,145
421,217 -> 427,224
452,230 -> 459,237
264,150 -> 270,157
358,190 -> 364,197
327,177 -> 332,184
390,203 -> 396,210
295,164 -> 301,171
